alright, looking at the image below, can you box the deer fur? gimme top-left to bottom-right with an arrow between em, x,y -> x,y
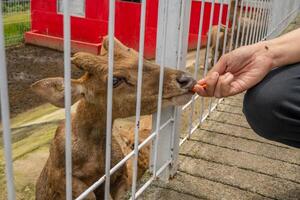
32,36 -> 195,200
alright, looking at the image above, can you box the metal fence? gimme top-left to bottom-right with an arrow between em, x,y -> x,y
1,0 -> 299,199
2,0 -> 30,46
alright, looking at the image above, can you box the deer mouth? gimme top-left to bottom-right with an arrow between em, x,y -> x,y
164,91 -> 194,106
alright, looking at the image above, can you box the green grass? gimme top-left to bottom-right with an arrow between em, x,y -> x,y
3,12 -> 30,46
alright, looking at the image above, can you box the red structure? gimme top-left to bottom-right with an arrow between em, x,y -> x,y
25,0 -> 228,59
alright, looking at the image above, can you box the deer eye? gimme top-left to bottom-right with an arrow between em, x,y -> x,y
113,77 -> 124,88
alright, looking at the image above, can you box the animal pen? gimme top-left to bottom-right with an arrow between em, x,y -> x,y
0,0 -> 299,200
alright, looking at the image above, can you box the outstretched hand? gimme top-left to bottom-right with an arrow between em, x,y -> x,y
193,42 -> 274,98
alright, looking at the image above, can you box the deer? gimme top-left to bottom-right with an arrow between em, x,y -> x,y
31,36 -> 196,200
209,0 -> 263,67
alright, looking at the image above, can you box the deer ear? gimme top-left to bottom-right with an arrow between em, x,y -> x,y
100,36 -> 138,58
31,77 -> 83,108
71,52 -> 102,74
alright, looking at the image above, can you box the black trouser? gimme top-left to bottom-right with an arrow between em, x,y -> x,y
243,62 -> 300,148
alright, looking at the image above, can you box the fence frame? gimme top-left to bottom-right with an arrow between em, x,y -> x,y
1,0 -> 300,199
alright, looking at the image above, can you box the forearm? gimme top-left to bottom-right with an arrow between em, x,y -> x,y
262,28 -> 300,68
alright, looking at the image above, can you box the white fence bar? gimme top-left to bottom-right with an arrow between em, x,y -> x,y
152,0 -> 169,179
240,0 -> 249,46
0,1 -> 16,199
187,0 -> 205,137
208,0 -> 225,116
235,0 -> 244,48
258,0 -> 267,41
222,0 -> 231,55
249,1 -> 258,44
62,0 -> 72,199
131,0 -> 147,198
254,1 -> 263,42
170,0 -> 192,176
252,1 -> 261,44
213,0 -> 225,67
204,0 -> 215,114
229,0 -> 238,51
151,0 -> 191,180
104,0 -> 115,199
263,0 -> 272,39
245,1 -> 254,45
204,0 -> 215,76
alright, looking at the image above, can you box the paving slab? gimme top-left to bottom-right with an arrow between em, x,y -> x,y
178,155 -> 300,200
207,110 -> 251,129
216,103 -> 245,115
189,129 -> 300,165
147,172 -> 271,200
199,120 -> 292,148
138,186 -> 203,200
180,140 -> 300,184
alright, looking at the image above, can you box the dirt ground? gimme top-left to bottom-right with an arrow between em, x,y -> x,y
5,44 -> 84,117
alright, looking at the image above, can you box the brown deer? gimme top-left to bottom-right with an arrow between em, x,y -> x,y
32,36 -> 195,200
209,24 -> 229,67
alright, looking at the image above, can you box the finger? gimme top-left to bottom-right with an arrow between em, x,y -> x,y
193,84 -> 207,97
214,74 -> 226,98
220,73 -> 234,97
196,78 -> 206,85
214,72 -> 234,98
204,72 -> 219,96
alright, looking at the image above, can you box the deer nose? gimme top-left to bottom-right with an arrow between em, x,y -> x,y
176,74 -> 196,90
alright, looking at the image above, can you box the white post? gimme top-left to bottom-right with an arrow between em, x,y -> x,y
150,0 -> 192,180
0,1 -> 16,199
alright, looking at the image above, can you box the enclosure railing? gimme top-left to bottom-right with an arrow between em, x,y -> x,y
1,0 -> 300,200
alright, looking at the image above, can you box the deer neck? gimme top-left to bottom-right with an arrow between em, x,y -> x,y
73,100 -> 111,144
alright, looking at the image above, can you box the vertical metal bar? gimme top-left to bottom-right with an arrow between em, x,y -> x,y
131,0 -> 147,198
171,0 -> 191,176
62,0 -> 72,199
188,0 -> 206,137
204,0 -> 215,115
249,1 -> 258,44
213,0 -> 225,68
222,0 -> 231,55
240,0 -> 249,46
252,0 -> 260,43
204,0 -> 215,76
0,1 -> 16,199
245,1 -> 253,45
229,0 -> 238,51
262,0 -> 269,39
258,0 -> 266,41
254,0 -> 263,42
152,0 -> 169,178
235,0 -> 244,48
264,0 -> 272,38
208,0 -> 224,114
105,0 -> 115,199
252,0 -> 261,43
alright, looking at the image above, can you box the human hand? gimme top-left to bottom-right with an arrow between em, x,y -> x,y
193,42 -> 274,98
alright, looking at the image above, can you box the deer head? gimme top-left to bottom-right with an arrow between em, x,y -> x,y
31,37 -> 196,119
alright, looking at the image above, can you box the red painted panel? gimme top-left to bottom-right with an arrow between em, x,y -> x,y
28,0 -> 229,58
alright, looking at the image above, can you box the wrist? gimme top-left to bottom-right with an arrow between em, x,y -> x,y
255,40 -> 280,70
